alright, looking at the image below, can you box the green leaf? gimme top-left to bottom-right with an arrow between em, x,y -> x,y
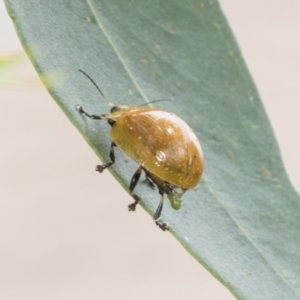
4,0 -> 300,299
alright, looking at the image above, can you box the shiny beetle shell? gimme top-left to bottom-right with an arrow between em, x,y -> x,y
109,107 -> 203,189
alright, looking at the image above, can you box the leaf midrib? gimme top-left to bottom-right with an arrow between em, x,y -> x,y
86,0 -> 151,105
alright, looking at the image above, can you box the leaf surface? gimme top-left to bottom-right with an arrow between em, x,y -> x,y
4,0 -> 300,299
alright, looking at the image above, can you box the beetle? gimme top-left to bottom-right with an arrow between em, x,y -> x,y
76,70 -> 204,230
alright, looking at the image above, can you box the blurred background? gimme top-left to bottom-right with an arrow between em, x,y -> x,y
0,1 -> 299,299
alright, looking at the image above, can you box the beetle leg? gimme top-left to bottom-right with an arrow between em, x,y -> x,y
96,142 -> 116,173
154,191 -> 169,231
76,105 -> 102,120
128,166 -> 142,212
145,174 -> 156,189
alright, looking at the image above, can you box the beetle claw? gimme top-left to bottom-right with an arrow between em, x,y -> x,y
155,221 -> 169,231
128,203 -> 137,211
76,104 -> 84,113
95,165 -> 104,173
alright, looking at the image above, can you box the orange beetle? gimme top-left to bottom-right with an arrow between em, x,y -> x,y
77,70 -> 204,230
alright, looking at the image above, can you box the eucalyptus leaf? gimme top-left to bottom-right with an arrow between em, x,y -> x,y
4,0 -> 300,299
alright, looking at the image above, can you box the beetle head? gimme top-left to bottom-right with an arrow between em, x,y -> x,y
108,105 -> 144,120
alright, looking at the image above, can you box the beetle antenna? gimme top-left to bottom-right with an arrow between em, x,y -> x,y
139,99 -> 172,107
79,69 -> 113,107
